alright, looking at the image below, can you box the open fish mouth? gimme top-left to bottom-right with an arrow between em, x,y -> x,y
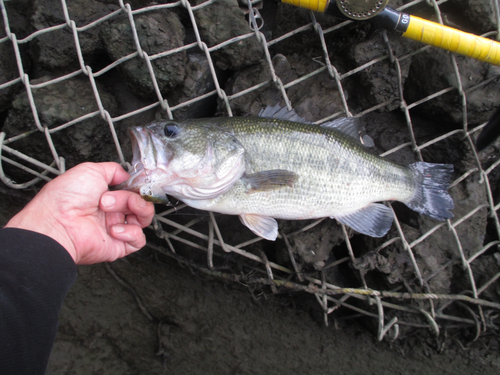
130,125 -> 172,171
116,125 -> 173,192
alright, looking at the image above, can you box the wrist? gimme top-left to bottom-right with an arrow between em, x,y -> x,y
5,204 -> 77,263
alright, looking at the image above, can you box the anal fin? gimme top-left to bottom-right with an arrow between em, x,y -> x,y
334,203 -> 394,238
239,214 -> 278,240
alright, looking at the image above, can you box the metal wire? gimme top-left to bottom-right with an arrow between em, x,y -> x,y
1,0 -> 500,341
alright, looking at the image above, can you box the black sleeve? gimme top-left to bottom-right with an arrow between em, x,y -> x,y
0,228 -> 77,375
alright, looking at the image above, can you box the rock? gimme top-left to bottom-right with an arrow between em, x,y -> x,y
2,76 -> 118,182
279,219 -> 346,270
453,0 -> 499,34
0,42 -> 21,114
222,58 -> 283,116
273,3 -> 326,55
192,0 -> 263,70
100,9 -> 186,99
223,53 -> 345,119
470,254 -> 500,303
286,55 -> 346,121
167,52 -> 217,120
350,32 -> 415,112
95,0 -> 153,7
356,223 -> 457,296
1,0 -> 33,38
30,0 -> 117,70
0,1 -> 32,114
404,49 -> 500,127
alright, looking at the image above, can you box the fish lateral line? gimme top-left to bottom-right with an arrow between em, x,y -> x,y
241,169 -> 299,193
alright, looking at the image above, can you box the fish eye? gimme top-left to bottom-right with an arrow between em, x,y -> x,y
164,123 -> 179,138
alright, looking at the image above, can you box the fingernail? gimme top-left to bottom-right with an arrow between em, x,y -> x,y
101,194 -> 116,208
113,225 -> 125,233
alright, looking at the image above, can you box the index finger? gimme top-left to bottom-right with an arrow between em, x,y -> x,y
100,190 -> 155,228
94,162 -> 131,186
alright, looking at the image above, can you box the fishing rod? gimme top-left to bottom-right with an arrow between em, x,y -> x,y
276,0 -> 500,66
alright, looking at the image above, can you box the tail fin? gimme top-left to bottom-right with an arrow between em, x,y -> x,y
405,162 -> 454,220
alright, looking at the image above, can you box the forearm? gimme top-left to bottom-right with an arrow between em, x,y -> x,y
0,228 -> 77,374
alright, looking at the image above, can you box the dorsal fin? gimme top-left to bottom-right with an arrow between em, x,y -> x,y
321,117 -> 359,138
258,104 -> 310,123
321,117 -> 374,147
259,105 -> 374,147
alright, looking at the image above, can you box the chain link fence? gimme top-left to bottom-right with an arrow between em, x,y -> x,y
1,0 -> 500,342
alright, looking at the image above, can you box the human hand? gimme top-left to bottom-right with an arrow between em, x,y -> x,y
5,162 -> 155,265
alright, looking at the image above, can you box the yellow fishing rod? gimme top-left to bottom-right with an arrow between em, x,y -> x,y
279,0 -> 500,66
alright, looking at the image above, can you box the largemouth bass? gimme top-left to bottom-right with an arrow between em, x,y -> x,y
119,105 -> 454,240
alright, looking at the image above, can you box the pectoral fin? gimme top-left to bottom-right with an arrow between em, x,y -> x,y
241,170 -> 298,193
239,214 -> 278,241
334,203 -> 394,238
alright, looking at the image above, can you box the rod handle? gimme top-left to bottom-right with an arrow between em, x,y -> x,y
281,0 -> 330,13
402,15 -> 500,65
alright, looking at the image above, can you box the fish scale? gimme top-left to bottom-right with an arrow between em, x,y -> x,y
119,106 -> 454,240
192,116 -> 415,220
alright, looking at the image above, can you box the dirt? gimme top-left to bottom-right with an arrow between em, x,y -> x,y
41,237 -> 499,375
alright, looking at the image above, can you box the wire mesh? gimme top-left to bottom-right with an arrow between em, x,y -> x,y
1,0 -> 500,341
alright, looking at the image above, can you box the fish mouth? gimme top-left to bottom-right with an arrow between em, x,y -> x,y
130,126 -> 155,170
117,125 -> 172,192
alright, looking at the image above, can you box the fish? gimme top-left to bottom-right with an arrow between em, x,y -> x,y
118,105 -> 454,240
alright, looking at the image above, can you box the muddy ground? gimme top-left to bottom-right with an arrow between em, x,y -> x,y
42,240 -> 499,375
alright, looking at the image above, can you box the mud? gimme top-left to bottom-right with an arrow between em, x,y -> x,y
46,245 -> 500,374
